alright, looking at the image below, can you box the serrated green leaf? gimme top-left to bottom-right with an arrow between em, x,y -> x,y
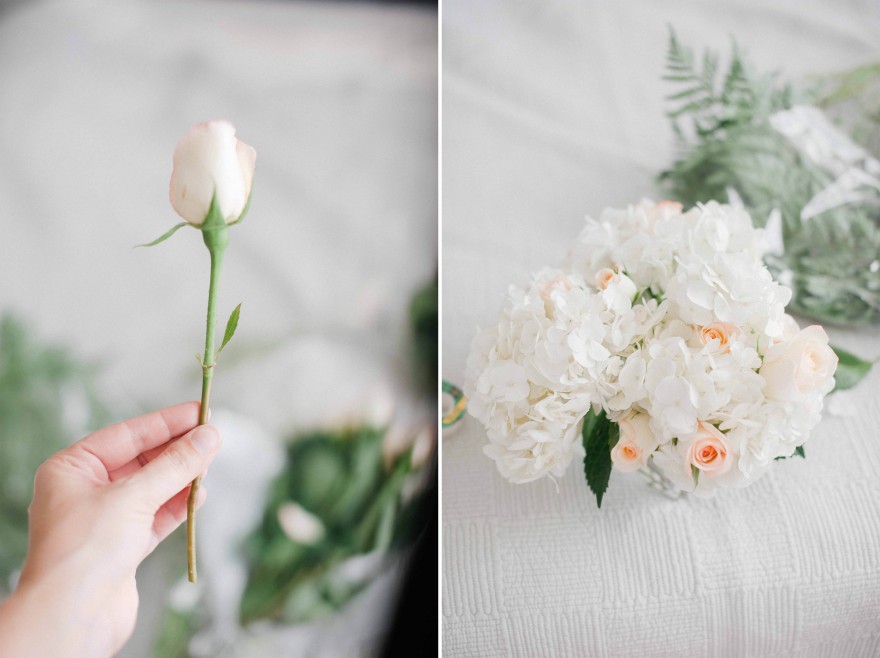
831,346 -> 873,392
581,406 -> 604,445
135,222 -> 188,248
582,408 -> 617,508
217,303 -> 241,356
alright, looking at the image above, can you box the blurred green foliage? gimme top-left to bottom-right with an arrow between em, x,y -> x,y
152,606 -> 198,658
410,275 -> 438,395
237,275 -> 437,624
239,426 -> 427,624
0,314 -> 108,593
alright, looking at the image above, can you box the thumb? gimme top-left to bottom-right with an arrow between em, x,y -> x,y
123,424 -> 222,509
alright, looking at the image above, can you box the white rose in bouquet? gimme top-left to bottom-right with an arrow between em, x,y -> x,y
466,201 -> 848,503
610,413 -> 657,472
683,421 -> 733,478
761,325 -> 837,403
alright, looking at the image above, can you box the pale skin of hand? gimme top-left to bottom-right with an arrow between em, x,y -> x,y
0,401 -> 222,658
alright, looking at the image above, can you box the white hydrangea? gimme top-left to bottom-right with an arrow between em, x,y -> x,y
466,201 -> 837,496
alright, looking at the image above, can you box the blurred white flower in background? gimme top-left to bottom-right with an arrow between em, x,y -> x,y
278,503 -> 326,546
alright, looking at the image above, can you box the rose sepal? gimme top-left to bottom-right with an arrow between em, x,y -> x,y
136,222 -> 189,248
137,187 -> 250,250
200,192 -> 231,256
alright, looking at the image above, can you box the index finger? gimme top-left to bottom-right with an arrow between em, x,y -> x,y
69,402 -> 201,473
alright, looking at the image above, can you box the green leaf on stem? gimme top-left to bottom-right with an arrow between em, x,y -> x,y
217,303 -> 241,356
831,346 -> 873,392
582,407 -> 618,508
135,222 -> 188,248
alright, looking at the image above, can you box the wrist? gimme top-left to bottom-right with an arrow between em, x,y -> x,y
1,572 -> 79,657
1,555 -> 113,658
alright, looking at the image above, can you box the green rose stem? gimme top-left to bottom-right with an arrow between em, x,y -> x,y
187,220 -> 229,583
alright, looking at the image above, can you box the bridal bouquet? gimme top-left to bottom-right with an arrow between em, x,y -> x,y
465,201 -> 845,504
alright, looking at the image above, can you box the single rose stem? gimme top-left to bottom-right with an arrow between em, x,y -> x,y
187,228 -> 227,583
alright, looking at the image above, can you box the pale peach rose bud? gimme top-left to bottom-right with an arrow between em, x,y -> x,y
611,440 -> 643,472
684,421 -> 732,478
644,200 -> 683,223
611,412 -> 658,472
760,325 -> 838,401
539,276 -> 573,301
169,120 -> 256,226
601,271 -> 639,314
698,322 -> 739,353
656,200 -> 683,213
595,268 -> 616,290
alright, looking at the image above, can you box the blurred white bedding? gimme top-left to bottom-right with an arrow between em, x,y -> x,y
442,1 -> 880,656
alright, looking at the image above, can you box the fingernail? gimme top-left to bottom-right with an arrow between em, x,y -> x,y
191,425 -> 220,453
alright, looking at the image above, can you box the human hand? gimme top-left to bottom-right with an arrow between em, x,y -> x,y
0,401 -> 222,658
